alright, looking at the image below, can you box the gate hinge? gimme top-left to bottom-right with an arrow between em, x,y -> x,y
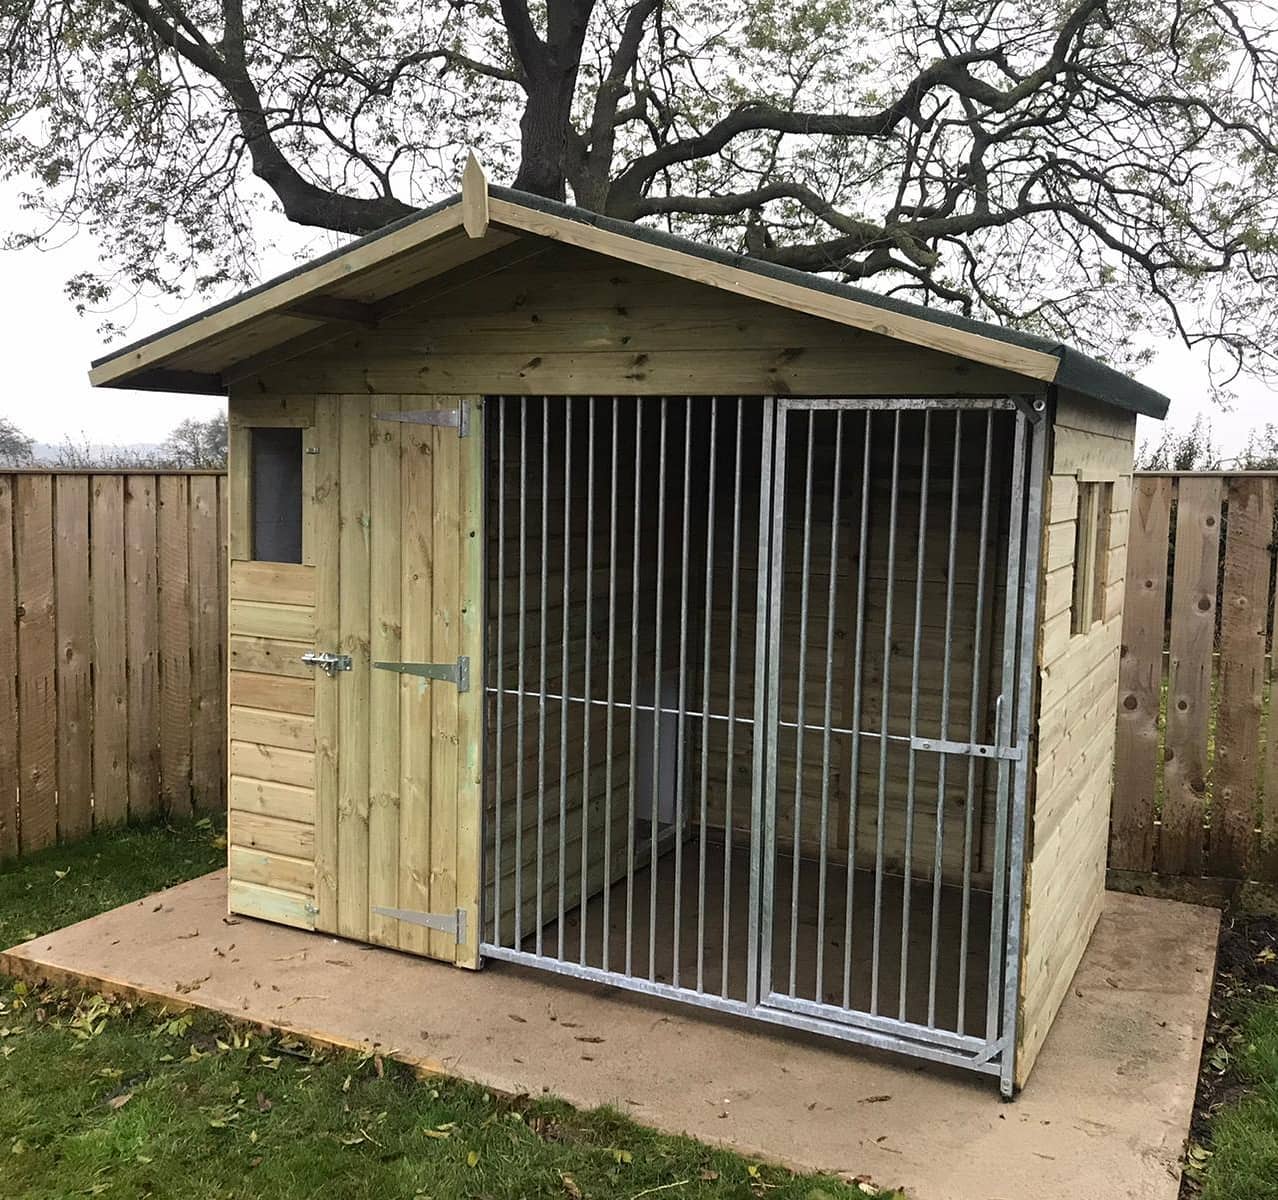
373,906 -> 467,944
1012,394 -> 1047,423
373,405 -> 470,438
372,656 -> 470,693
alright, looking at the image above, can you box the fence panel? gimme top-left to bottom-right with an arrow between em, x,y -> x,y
0,470 -> 227,861
1112,471 -> 1278,882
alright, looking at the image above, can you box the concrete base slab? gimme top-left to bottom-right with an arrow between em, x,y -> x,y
2,873 -> 1217,1200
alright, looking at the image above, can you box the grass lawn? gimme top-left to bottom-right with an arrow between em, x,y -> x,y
1185,912 -> 1278,1200
0,822 -> 895,1200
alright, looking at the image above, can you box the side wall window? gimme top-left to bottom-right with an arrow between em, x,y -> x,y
250,427 -> 304,563
1070,479 -> 1113,635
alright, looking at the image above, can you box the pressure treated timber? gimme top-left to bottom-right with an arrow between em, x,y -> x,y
1161,477 -> 1222,876
228,809 -> 316,859
1016,392 -> 1135,1088
229,776 -> 316,826
54,475 -> 93,839
0,479 -> 16,859
226,880 -> 317,931
1211,476 -> 1273,875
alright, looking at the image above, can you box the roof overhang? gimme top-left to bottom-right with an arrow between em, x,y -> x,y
90,156 -> 1171,420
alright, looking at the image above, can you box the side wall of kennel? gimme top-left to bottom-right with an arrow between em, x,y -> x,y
1015,391 -> 1135,1084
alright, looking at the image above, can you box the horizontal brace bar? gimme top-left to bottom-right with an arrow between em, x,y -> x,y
479,944 -> 1001,1075
483,686 -> 1019,755
761,992 -> 995,1056
778,397 -> 1019,412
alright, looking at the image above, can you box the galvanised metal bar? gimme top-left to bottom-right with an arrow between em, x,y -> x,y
999,404 -> 1048,1098
957,412 -> 995,1034
722,399 -> 744,998
788,411 -> 817,998
493,397 -> 506,947
697,396 -> 720,994
649,397 -> 669,983
579,397 -> 595,963
784,397 -> 1016,412
815,410 -> 844,999
899,411 -> 932,1018
602,398 -> 620,973
928,411 -> 964,1027
481,943 -> 1002,1077
748,396 -> 776,1009
558,397 -> 573,958
515,396 -> 528,947
536,398 -> 550,955
985,412 -> 1029,1047
870,412 -> 903,1016
842,413 -> 873,1011
760,398 -> 787,1004
673,399 -> 694,988
625,402 -> 644,977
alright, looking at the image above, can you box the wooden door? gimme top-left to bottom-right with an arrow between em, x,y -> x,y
310,394 -> 485,967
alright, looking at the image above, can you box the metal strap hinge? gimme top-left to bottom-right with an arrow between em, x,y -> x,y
910,735 -> 1021,761
373,405 -> 470,437
373,906 -> 466,944
372,656 -> 469,693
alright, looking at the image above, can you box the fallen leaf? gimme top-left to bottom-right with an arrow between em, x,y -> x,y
508,1013 -> 527,1023
575,1035 -> 605,1044
256,1092 -> 272,1113
467,1149 -> 480,1168
106,1093 -> 133,1111
560,1172 -> 583,1199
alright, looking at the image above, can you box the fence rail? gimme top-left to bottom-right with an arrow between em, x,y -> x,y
0,470 -> 227,860
1112,470 -> 1278,882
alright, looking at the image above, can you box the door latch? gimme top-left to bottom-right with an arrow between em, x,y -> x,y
301,651 -> 352,677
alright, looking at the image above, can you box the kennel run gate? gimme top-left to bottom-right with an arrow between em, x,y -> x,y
481,394 -> 1042,1093
87,167 -> 1168,1097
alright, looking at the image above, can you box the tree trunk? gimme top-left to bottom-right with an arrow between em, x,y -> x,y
512,68 -> 577,200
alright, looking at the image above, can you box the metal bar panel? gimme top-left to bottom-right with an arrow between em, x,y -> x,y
985,412 -> 1029,1046
788,411 -> 817,997
603,400 -> 620,972
842,413 -> 873,1009
625,402 -> 644,976
929,411 -> 963,1026
764,991 -> 992,1056
558,398 -> 572,958
515,397 -> 528,947
649,397 -> 669,982
870,412 -> 902,1015
672,399 -> 693,987
579,397 -> 596,963
957,412 -> 995,1032
999,410 -> 1047,1098
899,411 -> 931,1018
760,399 -> 788,1005
493,397 -> 506,946
815,411 -> 844,1000
697,397 -> 719,993
722,400 -> 745,999
536,398 -> 550,955
748,397 -> 776,1008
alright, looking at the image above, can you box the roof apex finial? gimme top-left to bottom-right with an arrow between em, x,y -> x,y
461,150 -> 490,239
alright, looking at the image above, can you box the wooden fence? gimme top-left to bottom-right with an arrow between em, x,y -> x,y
0,470 -> 227,861
1112,470 -> 1278,882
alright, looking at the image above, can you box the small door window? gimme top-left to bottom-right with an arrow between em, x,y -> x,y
250,427 -> 303,563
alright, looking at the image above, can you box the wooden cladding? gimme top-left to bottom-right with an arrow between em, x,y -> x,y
0,470 -> 227,860
1112,470 -> 1278,882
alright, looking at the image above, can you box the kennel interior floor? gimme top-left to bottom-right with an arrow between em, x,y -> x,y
507,837 -> 992,1035
2,873 -> 1217,1200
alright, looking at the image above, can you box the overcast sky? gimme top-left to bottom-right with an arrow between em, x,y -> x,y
1,184 -> 1274,456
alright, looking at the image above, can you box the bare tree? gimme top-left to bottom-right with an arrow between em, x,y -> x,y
162,414 -> 228,468
2,0 -> 1277,386
0,416 -> 34,467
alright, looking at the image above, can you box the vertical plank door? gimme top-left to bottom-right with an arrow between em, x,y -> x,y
307,395 -> 485,967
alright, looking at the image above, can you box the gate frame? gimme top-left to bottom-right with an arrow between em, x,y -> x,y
476,393 -> 1047,1097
